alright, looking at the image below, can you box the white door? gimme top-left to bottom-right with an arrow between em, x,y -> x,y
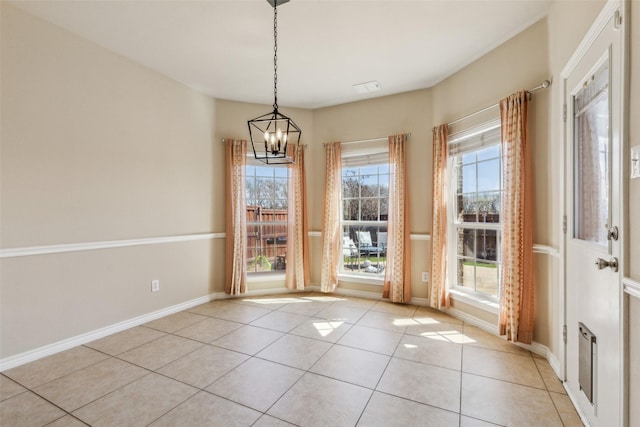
564,6 -> 624,427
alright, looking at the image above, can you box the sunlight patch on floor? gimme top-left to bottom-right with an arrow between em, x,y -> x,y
419,331 -> 476,344
303,296 -> 347,302
393,318 -> 421,327
411,317 -> 440,325
241,297 -> 309,305
312,321 -> 345,337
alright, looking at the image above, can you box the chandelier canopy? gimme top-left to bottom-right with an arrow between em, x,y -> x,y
247,0 -> 301,164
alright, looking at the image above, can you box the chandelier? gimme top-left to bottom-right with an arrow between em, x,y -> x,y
247,0 -> 301,164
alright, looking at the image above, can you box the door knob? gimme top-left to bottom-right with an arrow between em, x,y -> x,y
594,257 -> 618,272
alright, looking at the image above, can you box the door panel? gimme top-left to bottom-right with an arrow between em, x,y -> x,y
565,12 -> 623,427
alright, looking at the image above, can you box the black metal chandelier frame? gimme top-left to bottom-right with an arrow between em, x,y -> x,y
247,0 -> 301,164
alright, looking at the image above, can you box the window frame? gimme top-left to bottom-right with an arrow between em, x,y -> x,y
244,156 -> 290,276
338,143 -> 389,282
447,120 -> 503,304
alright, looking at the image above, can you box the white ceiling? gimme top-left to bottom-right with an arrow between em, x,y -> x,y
9,0 -> 552,109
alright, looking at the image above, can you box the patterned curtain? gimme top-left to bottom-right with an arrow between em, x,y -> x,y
499,91 -> 535,344
225,139 -> 247,295
430,124 -> 449,309
383,134 -> 411,303
285,145 -> 310,290
320,142 -> 342,293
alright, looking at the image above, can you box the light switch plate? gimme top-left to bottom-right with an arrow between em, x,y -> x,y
631,145 -> 640,179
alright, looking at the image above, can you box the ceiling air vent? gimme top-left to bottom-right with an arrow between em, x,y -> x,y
352,80 -> 381,94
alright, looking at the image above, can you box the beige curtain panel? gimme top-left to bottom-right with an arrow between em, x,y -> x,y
430,124 -> 450,309
498,91 -> 535,344
320,142 -> 342,293
225,139 -> 248,295
383,134 -> 411,303
285,145 -> 310,290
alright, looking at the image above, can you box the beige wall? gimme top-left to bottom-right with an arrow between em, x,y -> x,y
2,0 -> 636,384
311,90 -> 434,299
1,4 -> 218,358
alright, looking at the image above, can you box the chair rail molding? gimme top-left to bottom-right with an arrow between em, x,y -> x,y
623,276 -> 640,299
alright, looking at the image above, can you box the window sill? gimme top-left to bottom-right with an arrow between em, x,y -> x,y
248,273 -> 285,283
449,289 -> 499,315
338,273 -> 384,286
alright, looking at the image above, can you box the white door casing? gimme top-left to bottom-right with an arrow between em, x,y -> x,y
561,1 -> 628,426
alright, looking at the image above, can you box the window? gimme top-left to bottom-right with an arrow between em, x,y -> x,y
449,124 -> 502,298
245,160 -> 289,274
340,142 -> 388,277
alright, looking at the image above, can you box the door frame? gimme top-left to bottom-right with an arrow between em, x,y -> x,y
558,0 -> 630,424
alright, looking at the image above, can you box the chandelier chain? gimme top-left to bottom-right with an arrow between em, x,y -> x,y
273,4 -> 278,110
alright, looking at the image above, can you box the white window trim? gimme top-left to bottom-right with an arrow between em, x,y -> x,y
337,273 -> 384,286
248,273 -> 286,282
447,119 -> 502,311
338,144 -> 390,284
245,160 -> 290,276
448,289 -> 500,314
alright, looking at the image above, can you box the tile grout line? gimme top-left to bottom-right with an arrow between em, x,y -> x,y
4,293 -> 574,426
531,351 -> 571,426
265,297 -> 379,424
459,321 -> 466,427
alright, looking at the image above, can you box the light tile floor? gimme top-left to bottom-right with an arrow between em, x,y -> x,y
1,293 -> 584,426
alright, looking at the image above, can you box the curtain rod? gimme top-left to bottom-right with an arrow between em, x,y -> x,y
446,80 -> 551,127
324,133 -> 411,147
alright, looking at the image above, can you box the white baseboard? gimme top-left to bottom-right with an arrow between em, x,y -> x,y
0,293 -> 217,372
0,287 -> 318,371
443,307 -> 499,334
0,285 -> 561,382
308,285 -> 385,301
563,383 -> 594,427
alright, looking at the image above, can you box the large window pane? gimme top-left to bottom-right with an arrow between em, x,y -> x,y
477,229 -> 498,261
477,191 -> 500,221
461,152 -> 476,165
245,163 -> 289,274
477,145 -> 500,161
474,261 -> 498,297
573,62 -> 609,245
343,199 -> 359,221
342,178 -> 359,198
459,194 -> 478,222
459,228 -> 476,258
452,136 -> 502,298
340,161 -> 389,277
343,225 -> 387,275
477,159 -> 500,192
361,199 -> 378,221
457,258 -> 475,292
462,164 -> 476,194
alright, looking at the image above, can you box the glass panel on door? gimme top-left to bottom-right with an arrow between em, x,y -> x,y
573,62 -> 610,247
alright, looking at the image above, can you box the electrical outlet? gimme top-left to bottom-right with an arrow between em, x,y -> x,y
151,279 -> 160,292
421,272 -> 429,282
